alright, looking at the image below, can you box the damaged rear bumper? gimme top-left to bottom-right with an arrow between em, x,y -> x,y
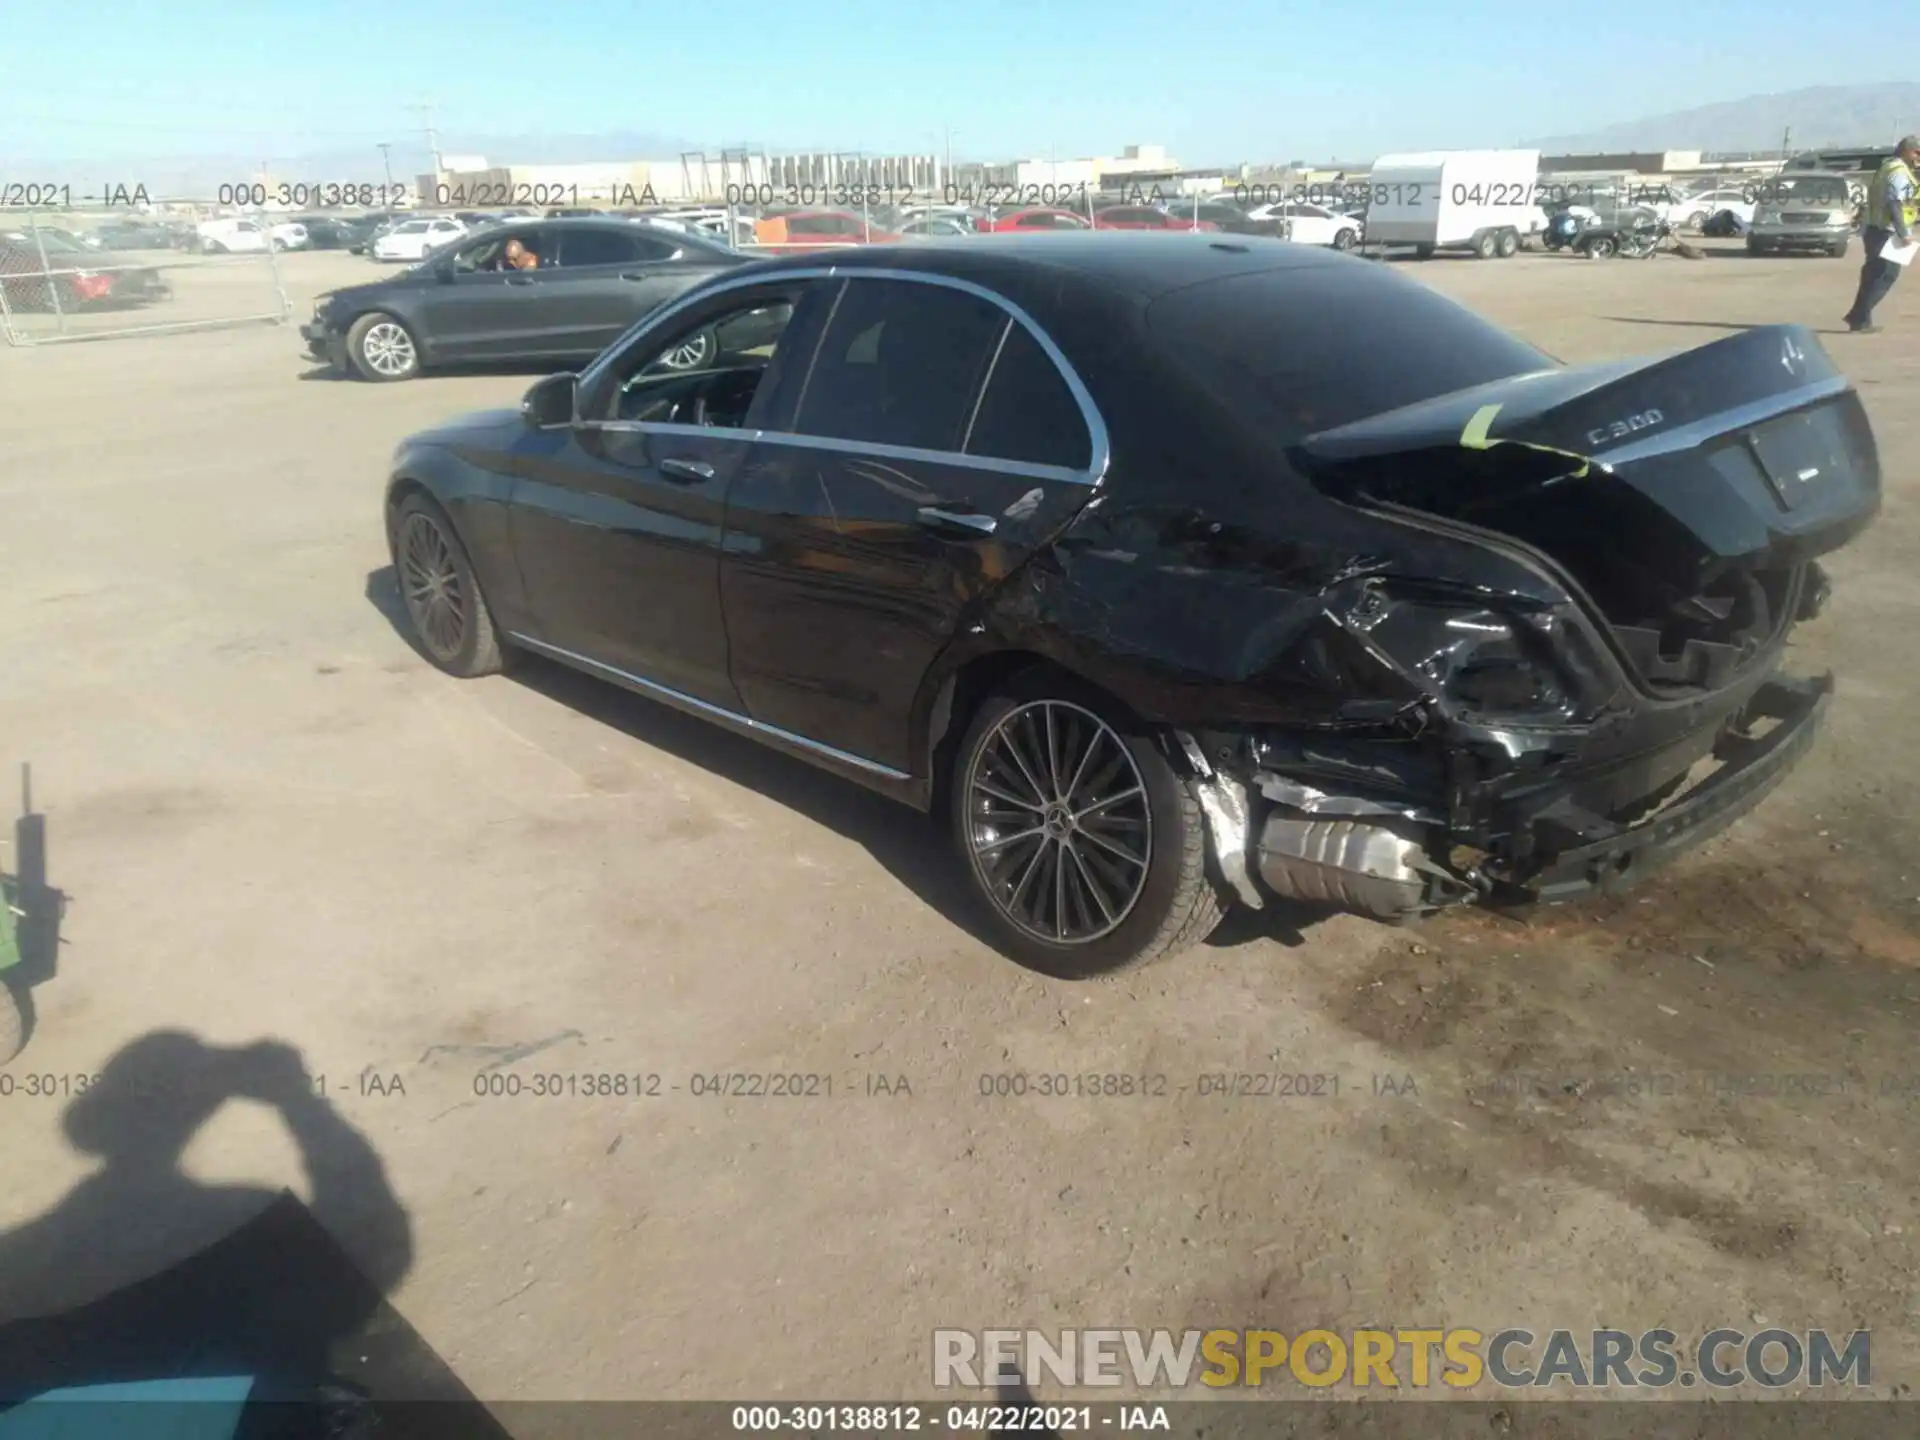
1495,673 -> 1830,901
1197,674 -> 1831,920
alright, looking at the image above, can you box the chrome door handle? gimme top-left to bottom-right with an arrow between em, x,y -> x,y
659,457 -> 715,482
917,506 -> 996,534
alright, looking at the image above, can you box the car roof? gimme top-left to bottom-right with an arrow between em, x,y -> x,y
735,231 -> 1346,304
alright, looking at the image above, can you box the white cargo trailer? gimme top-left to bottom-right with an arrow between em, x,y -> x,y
1361,149 -> 1543,258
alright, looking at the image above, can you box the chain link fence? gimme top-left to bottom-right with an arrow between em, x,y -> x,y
0,210 -> 291,347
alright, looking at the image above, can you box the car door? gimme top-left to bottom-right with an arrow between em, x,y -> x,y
547,226 -> 695,356
504,279 -> 816,708
412,227 -> 567,360
720,274 -> 1104,773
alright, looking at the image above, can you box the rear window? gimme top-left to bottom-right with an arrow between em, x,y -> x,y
1147,265 -> 1551,438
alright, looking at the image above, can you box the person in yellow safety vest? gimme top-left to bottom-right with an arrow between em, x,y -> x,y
1843,135 -> 1920,333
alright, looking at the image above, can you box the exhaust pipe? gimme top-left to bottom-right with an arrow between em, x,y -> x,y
1250,774 -> 1447,920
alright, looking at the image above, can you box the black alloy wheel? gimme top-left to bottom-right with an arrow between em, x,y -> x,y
952,672 -> 1223,976
392,496 -> 505,677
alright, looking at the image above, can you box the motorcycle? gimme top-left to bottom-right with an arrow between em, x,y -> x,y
1543,205 -> 1677,259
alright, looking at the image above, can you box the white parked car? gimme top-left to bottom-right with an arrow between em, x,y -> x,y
1248,201 -> 1363,248
371,217 -> 467,261
194,217 -> 309,253
1665,185 -> 1758,231
195,218 -> 269,254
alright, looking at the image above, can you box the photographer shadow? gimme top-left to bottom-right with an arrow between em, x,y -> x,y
0,1031 -> 505,1436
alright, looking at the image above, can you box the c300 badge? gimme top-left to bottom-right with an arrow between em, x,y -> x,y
1586,408 -> 1665,447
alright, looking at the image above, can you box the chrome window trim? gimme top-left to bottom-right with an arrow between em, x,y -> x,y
507,632 -> 913,780
580,264 -> 1111,486
574,418 -> 1096,487
1592,376 -> 1852,467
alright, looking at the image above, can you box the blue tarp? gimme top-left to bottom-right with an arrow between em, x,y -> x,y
0,1377 -> 254,1440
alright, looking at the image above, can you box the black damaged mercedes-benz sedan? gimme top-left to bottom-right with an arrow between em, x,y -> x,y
381,233 -> 1878,974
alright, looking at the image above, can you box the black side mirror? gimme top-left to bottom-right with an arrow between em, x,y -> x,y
522,372 -> 578,428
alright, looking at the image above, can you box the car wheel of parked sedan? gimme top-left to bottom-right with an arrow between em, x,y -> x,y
348,312 -> 420,382
391,495 -> 505,678
1332,227 -> 1357,251
951,672 -> 1224,976
656,329 -> 716,371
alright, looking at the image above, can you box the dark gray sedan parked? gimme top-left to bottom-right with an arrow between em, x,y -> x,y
301,217 -> 756,381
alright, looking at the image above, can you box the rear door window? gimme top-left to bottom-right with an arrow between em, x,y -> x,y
791,278 -> 1007,452
964,324 -> 1092,471
553,227 -> 643,267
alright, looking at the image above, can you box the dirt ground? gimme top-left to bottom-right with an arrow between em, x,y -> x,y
0,241 -> 1915,1405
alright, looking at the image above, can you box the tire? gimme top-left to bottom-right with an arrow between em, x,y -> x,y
1474,231 -> 1498,259
949,669 -> 1225,977
1747,237 -> 1769,255
347,312 -> 420,382
1413,243 -> 1435,259
1495,227 -> 1519,258
0,981 -> 24,1068
389,494 -> 505,677
1684,211 -> 1706,232
203,240 -> 226,254
1332,227 -> 1356,251
1584,236 -> 1617,259
654,328 -> 717,372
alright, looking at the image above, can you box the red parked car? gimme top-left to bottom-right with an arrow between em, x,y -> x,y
975,207 -> 1093,233
1091,204 -> 1219,232
752,210 -> 899,254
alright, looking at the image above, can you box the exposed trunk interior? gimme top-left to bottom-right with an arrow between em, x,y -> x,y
1294,330 -> 1880,698
1306,441 -> 1802,693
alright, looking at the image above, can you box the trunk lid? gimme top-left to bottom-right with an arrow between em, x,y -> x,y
1293,325 -> 1880,691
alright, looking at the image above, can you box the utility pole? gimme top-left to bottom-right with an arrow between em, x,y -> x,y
408,100 -> 442,175
377,142 -> 394,192
1782,126 -> 1792,161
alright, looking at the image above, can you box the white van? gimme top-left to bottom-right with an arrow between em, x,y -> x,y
1361,150 -> 1543,258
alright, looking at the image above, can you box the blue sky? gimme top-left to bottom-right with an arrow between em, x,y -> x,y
2,0 -> 1903,169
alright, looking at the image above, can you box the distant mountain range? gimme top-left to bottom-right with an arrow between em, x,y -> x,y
1526,82 -> 1920,155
